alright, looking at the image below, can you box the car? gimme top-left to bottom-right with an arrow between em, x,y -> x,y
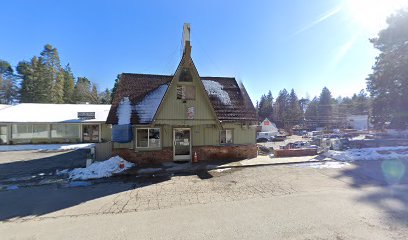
271,135 -> 286,142
256,137 -> 269,143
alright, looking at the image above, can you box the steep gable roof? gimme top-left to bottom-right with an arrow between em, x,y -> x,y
106,73 -> 172,124
106,73 -> 257,124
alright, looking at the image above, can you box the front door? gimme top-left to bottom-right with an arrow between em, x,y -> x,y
173,128 -> 191,161
82,124 -> 100,143
0,125 -> 7,145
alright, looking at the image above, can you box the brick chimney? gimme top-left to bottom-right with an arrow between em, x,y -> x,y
183,23 -> 191,57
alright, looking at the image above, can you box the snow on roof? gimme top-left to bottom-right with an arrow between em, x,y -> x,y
202,80 -> 231,105
0,104 -> 10,110
0,103 -> 111,123
134,84 -> 168,123
116,97 -> 132,125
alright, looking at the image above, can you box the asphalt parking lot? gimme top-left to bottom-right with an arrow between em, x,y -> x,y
0,149 -> 89,181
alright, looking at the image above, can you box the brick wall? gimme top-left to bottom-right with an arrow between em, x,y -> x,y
113,144 -> 257,164
274,148 -> 317,157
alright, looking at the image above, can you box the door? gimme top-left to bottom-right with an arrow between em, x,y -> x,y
173,128 -> 191,161
0,125 -> 7,144
82,124 -> 100,143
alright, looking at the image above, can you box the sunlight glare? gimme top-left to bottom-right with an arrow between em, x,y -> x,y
345,0 -> 408,34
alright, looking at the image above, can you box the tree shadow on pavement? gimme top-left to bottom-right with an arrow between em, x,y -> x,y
334,159 -> 408,225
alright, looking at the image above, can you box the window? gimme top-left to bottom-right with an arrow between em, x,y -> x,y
51,124 -> 80,138
177,85 -> 195,100
220,129 -> 233,144
179,68 -> 192,82
12,124 -> 49,139
136,128 -> 161,148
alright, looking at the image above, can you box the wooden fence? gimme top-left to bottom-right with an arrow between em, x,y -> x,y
94,141 -> 113,161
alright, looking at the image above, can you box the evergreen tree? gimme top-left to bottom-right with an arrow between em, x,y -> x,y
90,84 -> 99,104
110,74 -> 121,103
17,57 -> 49,103
62,64 -> 75,103
304,97 -> 319,128
273,89 -> 289,128
367,10 -> 408,128
0,60 -> 18,104
257,91 -> 273,121
39,44 -> 61,103
287,89 -> 303,125
99,88 -> 112,104
318,87 -> 333,128
73,77 -> 92,103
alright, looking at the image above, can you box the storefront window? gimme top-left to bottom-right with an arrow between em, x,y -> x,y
220,129 -> 233,144
12,124 -> 49,139
51,124 -> 80,138
136,128 -> 160,148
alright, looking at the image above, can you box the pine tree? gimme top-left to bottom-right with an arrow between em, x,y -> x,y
99,88 -> 112,104
51,71 -> 65,103
17,57 -> 49,103
110,74 -> 121,103
90,84 -> 99,104
73,77 -> 92,103
62,64 -> 75,103
0,60 -> 18,104
273,89 -> 289,128
287,89 -> 303,126
39,44 -> 62,103
367,10 -> 408,129
318,87 -> 333,128
305,97 -> 319,128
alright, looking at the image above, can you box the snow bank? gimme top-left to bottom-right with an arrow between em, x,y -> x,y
69,156 -> 135,180
0,143 -> 95,152
295,162 -> 350,169
325,146 -> 408,161
117,97 -> 132,125
134,84 -> 168,123
202,80 -> 231,105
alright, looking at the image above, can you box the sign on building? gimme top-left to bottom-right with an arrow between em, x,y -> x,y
187,107 -> 195,120
78,112 -> 95,120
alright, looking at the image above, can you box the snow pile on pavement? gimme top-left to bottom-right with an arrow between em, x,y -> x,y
295,162 -> 350,169
202,80 -> 231,105
325,146 -> 408,161
117,97 -> 132,125
0,143 -> 95,152
68,156 -> 135,180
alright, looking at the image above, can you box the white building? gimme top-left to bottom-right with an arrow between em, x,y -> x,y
0,103 -> 112,145
260,118 -> 279,134
346,115 -> 370,130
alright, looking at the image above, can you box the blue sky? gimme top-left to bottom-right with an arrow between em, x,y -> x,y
1,0 -> 406,103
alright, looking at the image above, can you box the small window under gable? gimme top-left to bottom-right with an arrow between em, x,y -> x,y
179,68 -> 193,82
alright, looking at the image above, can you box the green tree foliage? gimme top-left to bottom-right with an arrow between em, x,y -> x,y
0,60 -> 18,104
318,87 -> 333,128
73,77 -> 100,104
40,44 -> 62,103
304,97 -> 319,128
367,10 -> 408,129
110,74 -> 121,103
273,89 -> 289,128
287,89 -> 303,125
257,90 -> 273,121
62,64 -> 75,103
17,57 -> 50,103
99,88 -> 112,104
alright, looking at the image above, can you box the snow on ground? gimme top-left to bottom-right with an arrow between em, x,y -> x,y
325,146 -> 408,161
294,162 -> 350,169
117,97 -> 132,125
212,168 -> 232,172
202,80 -> 231,105
68,156 -> 135,180
0,143 -> 95,152
134,84 -> 168,123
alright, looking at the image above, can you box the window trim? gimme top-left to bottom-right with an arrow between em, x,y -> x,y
135,127 -> 161,149
220,129 -> 233,145
12,124 -> 49,139
50,124 -> 81,139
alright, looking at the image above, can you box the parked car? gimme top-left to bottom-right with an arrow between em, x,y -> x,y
256,137 -> 269,143
271,135 -> 286,142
